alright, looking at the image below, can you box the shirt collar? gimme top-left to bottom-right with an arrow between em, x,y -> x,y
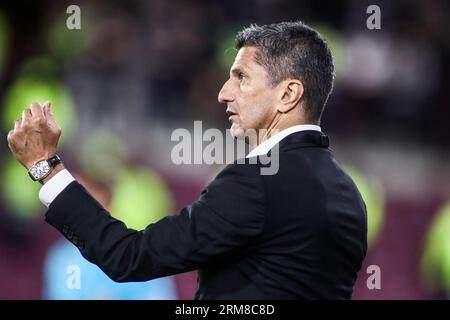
246,124 -> 322,158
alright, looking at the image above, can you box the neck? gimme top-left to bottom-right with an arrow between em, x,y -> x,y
256,113 -> 316,146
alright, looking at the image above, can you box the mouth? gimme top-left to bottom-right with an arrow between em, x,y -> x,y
226,109 -> 238,123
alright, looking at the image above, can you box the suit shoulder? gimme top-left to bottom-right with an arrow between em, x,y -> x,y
200,161 -> 266,211
216,159 -> 263,179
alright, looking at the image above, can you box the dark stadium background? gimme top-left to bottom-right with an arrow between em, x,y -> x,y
0,0 -> 449,299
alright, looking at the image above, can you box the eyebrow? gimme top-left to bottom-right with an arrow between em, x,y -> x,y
230,66 -> 247,78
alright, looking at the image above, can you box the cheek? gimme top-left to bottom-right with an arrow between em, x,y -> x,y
236,84 -> 276,127
239,104 -> 269,130
246,92 -> 273,116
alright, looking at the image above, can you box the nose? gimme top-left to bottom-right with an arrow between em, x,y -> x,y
218,79 -> 234,104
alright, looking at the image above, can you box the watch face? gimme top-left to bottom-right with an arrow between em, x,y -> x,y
29,160 -> 51,180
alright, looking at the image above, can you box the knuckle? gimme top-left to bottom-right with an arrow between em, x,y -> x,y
7,135 -> 15,145
35,118 -> 45,126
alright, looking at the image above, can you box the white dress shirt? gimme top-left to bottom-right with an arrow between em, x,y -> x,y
39,124 -> 321,207
246,124 -> 321,158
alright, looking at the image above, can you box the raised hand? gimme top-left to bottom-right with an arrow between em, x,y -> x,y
7,101 -> 62,170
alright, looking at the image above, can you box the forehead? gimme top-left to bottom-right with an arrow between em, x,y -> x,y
231,46 -> 262,72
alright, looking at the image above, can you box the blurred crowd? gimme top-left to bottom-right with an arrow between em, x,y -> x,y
0,0 -> 449,299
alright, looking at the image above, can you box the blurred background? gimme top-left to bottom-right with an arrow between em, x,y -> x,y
0,0 -> 449,299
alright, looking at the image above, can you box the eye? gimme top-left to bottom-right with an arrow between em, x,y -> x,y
238,72 -> 245,81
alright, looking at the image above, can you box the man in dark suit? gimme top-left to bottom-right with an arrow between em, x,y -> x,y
7,21 -> 367,299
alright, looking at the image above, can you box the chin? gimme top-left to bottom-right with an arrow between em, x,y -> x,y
230,126 -> 245,139
230,125 -> 258,146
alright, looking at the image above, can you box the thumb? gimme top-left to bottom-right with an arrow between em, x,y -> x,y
43,101 -> 55,121
43,101 -> 60,132
43,101 -> 51,114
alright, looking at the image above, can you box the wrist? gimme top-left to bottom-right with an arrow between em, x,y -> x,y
25,152 -> 58,170
41,163 -> 65,185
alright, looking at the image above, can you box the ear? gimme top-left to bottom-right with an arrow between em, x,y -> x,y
277,79 -> 304,113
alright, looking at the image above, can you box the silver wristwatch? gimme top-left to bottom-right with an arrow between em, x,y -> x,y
28,155 -> 62,183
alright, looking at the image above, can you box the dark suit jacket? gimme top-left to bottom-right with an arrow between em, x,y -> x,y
45,130 -> 367,299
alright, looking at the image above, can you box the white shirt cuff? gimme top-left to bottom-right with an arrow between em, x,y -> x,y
39,169 -> 76,207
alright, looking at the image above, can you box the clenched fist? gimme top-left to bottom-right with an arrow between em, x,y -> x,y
7,101 -> 62,171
